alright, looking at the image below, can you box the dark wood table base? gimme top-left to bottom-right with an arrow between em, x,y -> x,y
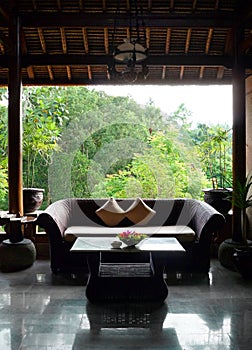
86,252 -> 168,303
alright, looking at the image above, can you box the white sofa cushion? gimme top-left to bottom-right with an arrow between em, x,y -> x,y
64,225 -> 195,243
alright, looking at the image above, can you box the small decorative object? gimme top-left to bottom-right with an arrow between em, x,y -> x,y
111,241 -> 122,249
117,230 -> 147,247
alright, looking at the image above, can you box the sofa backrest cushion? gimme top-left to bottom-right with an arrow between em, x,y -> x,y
72,198 -> 184,227
95,197 -> 126,226
124,197 -> 156,225
95,197 -> 156,226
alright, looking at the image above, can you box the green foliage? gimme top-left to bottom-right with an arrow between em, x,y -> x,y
191,124 -> 232,188
0,91 -> 8,208
0,162 -> 8,208
22,87 -> 68,189
92,129 -> 206,199
225,173 -> 252,243
0,85 -> 231,206
229,174 -> 252,210
71,150 -> 91,197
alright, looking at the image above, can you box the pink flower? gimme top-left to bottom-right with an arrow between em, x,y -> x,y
117,230 -> 147,241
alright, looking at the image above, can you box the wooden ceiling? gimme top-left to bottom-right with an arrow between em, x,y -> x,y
0,0 -> 252,85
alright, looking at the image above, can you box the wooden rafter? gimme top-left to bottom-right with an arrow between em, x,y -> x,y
60,28 -> 67,54
199,66 -> 204,79
192,0 -> 197,12
200,28 -> 214,79
165,28 -> 171,54
102,0 -> 106,12
180,66 -> 184,80
180,28 -> 192,80
104,28 -> 109,55
82,27 -> 89,54
60,27 -> 72,81
169,0 -> 174,12
20,30 -> 35,79
81,27 -> 92,80
38,28 -> 46,53
217,66 -> 224,79
162,28 -> 172,80
48,65 -> 54,80
0,1 -> 249,86
87,65 -> 92,81
0,41 -> 4,54
185,28 -> 192,54
31,0 -> 38,10
66,65 -> 71,80
214,0 -> 220,10
104,27 -> 110,80
161,66 -> 166,80
0,32 -> 9,53
57,0 -> 61,11
147,1 -> 152,12
38,28 -> 54,80
146,27 -> 150,50
126,27 -> 130,40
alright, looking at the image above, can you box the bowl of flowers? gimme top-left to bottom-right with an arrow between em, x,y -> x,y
117,230 -> 147,247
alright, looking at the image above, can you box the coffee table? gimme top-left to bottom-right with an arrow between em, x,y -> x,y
71,237 -> 185,303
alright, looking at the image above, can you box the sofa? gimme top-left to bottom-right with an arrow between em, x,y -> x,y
37,198 -> 225,275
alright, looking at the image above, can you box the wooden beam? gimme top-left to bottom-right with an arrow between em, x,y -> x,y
20,53 -> 234,68
8,14 -> 23,216
0,76 -> 233,87
232,26 -> 246,242
20,12 -> 235,29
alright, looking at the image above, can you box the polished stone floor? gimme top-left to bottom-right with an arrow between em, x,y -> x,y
0,258 -> 252,350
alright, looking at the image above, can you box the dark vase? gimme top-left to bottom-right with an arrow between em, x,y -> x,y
23,188 -> 45,213
202,188 -> 232,214
233,248 -> 252,278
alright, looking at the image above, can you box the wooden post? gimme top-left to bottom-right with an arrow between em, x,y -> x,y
232,26 -> 246,242
8,13 -> 23,216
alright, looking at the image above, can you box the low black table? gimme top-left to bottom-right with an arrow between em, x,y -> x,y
71,237 -> 185,303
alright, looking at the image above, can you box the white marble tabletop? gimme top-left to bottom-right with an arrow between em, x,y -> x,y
70,237 -> 185,253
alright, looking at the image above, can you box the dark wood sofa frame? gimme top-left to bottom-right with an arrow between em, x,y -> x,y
37,198 -> 225,275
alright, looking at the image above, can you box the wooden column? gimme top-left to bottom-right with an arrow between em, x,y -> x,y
232,26 -> 246,242
8,14 -> 23,216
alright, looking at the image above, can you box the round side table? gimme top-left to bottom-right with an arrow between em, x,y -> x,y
0,238 -> 36,272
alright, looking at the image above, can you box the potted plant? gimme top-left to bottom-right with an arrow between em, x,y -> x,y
218,173 -> 252,275
198,125 -> 232,214
230,174 -> 252,277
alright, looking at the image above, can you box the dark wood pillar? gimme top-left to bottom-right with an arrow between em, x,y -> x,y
8,13 -> 23,216
232,26 -> 246,242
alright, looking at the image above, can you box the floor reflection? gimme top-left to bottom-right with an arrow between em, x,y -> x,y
1,259 -> 252,349
73,302 -> 183,349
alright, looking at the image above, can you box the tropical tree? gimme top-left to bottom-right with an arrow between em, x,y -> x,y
91,128 -> 206,199
22,87 -> 68,190
191,124 -> 232,188
0,89 -> 8,208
